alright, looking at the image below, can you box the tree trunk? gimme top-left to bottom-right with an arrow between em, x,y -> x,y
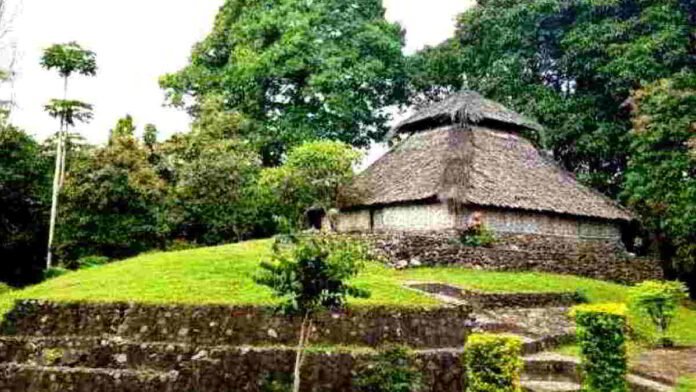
58,76 -> 68,188
293,313 -> 311,392
46,76 -> 69,269
46,126 -> 63,269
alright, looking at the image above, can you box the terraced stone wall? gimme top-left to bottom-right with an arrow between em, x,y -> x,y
0,301 -> 474,348
331,232 -> 663,285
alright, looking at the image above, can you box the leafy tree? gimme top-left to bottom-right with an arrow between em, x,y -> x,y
56,117 -> 168,261
160,0 -> 408,165
0,124 -> 51,285
109,113 -> 135,141
40,42 -> 97,268
622,73 -> 696,296
169,138 -> 262,245
253,237 -> 370,392
408,0 -> 695,197
259,140 -> 363,228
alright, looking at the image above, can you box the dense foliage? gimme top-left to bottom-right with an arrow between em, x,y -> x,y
0,123 -> 51,285
628,280 -> 689,345
622,73 -> 696,293
462,334 -> 523,392
56,130 -> 168,261
353,346 -> 423,392
409,0 -> 695,197
573,304 -> 628,392
259,140 -> 363,228
160,0 -> 408,165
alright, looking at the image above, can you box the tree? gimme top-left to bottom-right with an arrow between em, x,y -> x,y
160,0 -> 408,165
41,42 -> 97,268
258,140 -> 363,228
622,72 -> 696,296
408,0 -> 695,197
56,117 -> 168,261
0,123 -> 51,285
0,0 -> 18,114
253,237 -> 369,392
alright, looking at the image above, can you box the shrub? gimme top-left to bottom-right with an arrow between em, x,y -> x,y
628,280 -> 689,346
353,345 -> 423,392
573,303 -> 628,392
459,224 -> 497,248
462,333 -> 523,392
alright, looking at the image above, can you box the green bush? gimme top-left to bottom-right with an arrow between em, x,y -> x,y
573,303 -> 628,392
462,333 -> 523,392
459,224 -> 497,248
353,346 -> 423,392
628,280 -> 689,346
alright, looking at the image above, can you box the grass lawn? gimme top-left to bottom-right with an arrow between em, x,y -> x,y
1,238 -> 694,345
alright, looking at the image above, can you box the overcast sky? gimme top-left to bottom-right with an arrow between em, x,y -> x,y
4,0 -> 474,151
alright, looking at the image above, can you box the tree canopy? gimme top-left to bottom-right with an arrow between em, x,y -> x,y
160,0 -> 408,165
408,0 -> 695,196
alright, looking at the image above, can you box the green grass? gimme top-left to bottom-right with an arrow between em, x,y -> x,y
1,238 -> 695,345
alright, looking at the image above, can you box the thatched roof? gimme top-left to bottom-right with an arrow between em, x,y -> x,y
392,90 -> 542,134
340,125 -> 634,222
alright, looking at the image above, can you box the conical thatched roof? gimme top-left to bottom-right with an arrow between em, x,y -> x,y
392,90 -> 542,134
340,124 -> 634,222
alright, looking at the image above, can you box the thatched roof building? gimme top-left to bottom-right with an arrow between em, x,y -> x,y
333,91 -> 634,240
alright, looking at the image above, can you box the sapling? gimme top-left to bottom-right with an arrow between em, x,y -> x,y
253,236 -> 369,392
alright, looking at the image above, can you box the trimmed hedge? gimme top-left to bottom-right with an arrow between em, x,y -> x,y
573,303 -> 628,392
462,333 -> 523,392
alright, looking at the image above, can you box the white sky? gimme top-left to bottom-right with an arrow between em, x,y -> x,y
4,0 -> 474,160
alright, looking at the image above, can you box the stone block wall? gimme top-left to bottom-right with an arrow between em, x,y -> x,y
0,342 -> 464,392
0,301 -> 474,349
334,232 -> 662,285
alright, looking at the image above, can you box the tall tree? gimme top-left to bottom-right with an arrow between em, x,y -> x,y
40,42 -> 97,268
622,72 -> 696,296
408,0 -> 695,197
160,0 -> 408,165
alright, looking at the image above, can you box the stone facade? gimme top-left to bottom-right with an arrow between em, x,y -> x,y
334,201 -> 623,240
330,232 -> 662,285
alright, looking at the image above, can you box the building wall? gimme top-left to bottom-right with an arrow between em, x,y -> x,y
335,210 -> 371,232
337,202 -> 622,240
459,208 -> 621,239
373,203 -> 456,232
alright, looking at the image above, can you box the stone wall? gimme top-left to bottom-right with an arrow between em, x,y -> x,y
0,343 -> 464,392
336,232 -> 662,285
0,301 -> 474,349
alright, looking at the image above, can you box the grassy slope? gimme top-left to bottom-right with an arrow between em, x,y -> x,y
1,239 -> 694,345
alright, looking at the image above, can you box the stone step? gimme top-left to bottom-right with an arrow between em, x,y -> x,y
522,352 -> 581,383
627,374 -> 674,392
0,362 -> 179,392
521,380 -> 582,392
